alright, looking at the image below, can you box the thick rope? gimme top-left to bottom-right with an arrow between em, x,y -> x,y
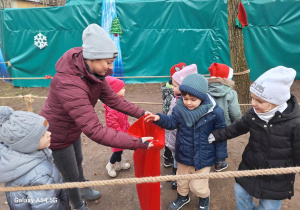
0,167 -> 299,192
1,95 -> 299,107
0,70 -> 250,80
1,95 -> 300,107
233,69 -> 250,76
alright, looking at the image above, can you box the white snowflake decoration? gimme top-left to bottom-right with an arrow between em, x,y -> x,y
34,32 -> 48,50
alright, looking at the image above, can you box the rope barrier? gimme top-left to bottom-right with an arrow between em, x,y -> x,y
0,167 -> 299,192
0,69 -> 250,80
1,95 -> 299,108
233,69 -> 250,76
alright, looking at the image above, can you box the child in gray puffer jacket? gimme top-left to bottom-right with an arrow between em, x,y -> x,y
0,106 -> 70,210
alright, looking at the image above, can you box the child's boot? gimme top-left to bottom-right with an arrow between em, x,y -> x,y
198,196 -> 210,210
214,161 -> 228,172
163,155 -> 174,168
115,161 -> 130,170
106,162 -> 117,177
168,193 -> 190,210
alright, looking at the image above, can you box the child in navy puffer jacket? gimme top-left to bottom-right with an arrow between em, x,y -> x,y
146,74 -> 227,210
165,64 -> 198,190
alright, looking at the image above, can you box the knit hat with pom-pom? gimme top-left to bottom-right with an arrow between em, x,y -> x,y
0,106 -> 49,153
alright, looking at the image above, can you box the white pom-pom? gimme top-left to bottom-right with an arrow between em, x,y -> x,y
0,106 -> 14,126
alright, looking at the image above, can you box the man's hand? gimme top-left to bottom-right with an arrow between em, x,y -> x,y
144,114 -> 160,122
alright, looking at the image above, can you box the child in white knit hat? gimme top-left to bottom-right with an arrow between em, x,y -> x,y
208,62 -> 242,172
0,106 -> 70,210
145,73 -> 227,210
209,66 -> 300,210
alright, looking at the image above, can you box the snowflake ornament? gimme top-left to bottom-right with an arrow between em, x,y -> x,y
34,32 -> 48,49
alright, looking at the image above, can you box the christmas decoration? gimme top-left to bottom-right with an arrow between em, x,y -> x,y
235,2 -> 248,29
34,32 -> 48,49
110,17 -> 123,37
101,0 -> 124,78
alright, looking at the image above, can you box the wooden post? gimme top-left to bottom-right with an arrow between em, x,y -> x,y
24,94 -> 34,112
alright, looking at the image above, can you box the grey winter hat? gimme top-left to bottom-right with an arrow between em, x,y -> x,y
82,23 -> 118,60
179,73 -> 209,101
250,66 -> 296,105
0,106 -> 49,153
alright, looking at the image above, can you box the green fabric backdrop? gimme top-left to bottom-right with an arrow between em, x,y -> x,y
2,0 -> 299,87
242,0 -> 300,80
0,0 -> 230,87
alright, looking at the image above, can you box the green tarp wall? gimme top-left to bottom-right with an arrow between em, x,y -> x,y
0,0 -> 299,87
0,0 -> 230,87
242,0 -> 300,80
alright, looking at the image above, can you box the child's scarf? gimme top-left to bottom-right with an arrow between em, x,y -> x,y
176,94 -> 214,127
253,102 -> 287,122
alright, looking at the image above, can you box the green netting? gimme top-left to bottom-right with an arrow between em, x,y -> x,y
0,0 -> 230,87
242,0 -> 300,80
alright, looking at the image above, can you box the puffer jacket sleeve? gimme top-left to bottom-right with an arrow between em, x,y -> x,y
212,112 -> 250,142
100,80 -> 144,118
154,106 -> 180,130
292,124 -> 300,166
165,97 -> 177,152
213,107 -> 228,160
55,81 -> 147,150
228,90 -> 242,123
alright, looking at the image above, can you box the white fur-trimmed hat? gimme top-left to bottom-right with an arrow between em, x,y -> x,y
250,66 -> 296,105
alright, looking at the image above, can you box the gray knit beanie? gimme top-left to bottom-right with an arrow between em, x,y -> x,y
82,23 -> 118,60
0,106 -> 49,153
179,73 -> 209,101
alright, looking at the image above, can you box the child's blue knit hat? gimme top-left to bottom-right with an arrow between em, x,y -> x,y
179,73 -> 208,101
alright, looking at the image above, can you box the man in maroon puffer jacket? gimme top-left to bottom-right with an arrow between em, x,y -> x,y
40,24 -> 153,210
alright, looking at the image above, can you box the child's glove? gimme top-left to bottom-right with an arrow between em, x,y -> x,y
208,133 -> 216,144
